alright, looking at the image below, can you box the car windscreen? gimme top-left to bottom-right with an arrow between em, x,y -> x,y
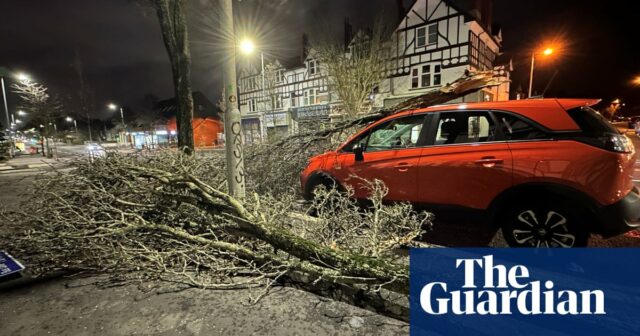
566,106 -> 618,136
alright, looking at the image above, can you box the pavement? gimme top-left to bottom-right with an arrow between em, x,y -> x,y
0,276 -> 407,335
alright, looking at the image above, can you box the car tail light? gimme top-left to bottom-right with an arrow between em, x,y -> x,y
581,133 -> 635,153
604,133 -> 634,153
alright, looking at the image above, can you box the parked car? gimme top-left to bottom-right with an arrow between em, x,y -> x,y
628,116 -> 640,129
300,99 -> 640,247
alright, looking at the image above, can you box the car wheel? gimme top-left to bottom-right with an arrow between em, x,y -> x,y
500,199 -> 589,248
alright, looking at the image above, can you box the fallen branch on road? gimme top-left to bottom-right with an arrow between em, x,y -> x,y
1,153 -> 431,321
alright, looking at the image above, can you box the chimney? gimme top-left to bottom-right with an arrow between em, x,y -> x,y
482,0 -> 493,33
473,0 -> 493,33
472,0 -> 482,21
396,0 -> 406,22
301,33 -> 309,62
344,17 -> 353,50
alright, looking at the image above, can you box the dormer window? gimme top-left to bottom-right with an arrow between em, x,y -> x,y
308,60 -> 317,76
245,77 -> 257,91
416,24 -> 438,47
276,70 -> 285,83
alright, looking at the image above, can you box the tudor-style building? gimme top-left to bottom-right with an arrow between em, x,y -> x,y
237,0 -> 510,143
377,0 -> 510,107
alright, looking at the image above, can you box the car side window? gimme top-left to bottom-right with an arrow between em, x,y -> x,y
433,111 -> 497,145
362,115 -> 426,152
341,131 -> 370,153
495,113 -> 549,140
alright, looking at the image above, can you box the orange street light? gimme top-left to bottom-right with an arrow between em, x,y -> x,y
528,46 -> 556,97
633,76 -> 640,86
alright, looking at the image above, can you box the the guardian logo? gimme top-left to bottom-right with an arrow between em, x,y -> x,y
420,255 -> 606,316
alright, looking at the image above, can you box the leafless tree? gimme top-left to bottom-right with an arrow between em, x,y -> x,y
314,24 -> 391,118
11,79 -> 63,157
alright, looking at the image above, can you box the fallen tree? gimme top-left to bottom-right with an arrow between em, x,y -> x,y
250,69 -> 508,196
1,70 -> 506,321
1,153 -> 428,320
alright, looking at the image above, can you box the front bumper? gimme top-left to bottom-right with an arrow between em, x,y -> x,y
596,187 -> 640,238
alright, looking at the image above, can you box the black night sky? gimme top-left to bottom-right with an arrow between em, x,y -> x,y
1,0 -> 638,123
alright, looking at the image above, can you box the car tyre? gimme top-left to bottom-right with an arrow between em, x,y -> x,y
500,198 -> 589,248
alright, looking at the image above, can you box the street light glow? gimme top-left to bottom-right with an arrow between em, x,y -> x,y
16,73 -> 30,82
543,48 -> 554,56
17,110 -> 26,116
239,39 -> 255,55
66,116 -> 73,122
633,76 -> 640,86
108,103 -> 117,110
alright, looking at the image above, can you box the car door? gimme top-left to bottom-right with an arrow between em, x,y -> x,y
416,110 -> 513,210
332,114 -> 429,202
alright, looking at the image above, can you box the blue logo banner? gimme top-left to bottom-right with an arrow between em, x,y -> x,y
0,251 -> 25,278
410,248 -> 640,336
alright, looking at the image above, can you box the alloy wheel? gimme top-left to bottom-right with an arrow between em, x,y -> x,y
511,210 -> 576,247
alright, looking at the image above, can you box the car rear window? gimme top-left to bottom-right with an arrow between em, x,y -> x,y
566,106 -> 618,136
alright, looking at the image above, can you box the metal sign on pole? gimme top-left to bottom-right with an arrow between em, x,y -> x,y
221,0 -> 246,198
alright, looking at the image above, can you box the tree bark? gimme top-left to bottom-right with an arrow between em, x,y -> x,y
153,0 -> 195,153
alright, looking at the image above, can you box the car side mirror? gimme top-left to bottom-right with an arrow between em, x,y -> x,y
353,145 -> 364,162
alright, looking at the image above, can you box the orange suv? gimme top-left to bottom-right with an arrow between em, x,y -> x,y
301,99 -> 640,247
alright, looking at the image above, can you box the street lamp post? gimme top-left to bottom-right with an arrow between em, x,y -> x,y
221,0 -> 246,198
66,116 -> 78,134
528,47 -> 553,98
109,103 -> 126,147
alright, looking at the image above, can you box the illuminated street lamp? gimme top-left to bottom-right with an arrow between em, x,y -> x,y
239,39 -> 255,55
108,103 -> 127,146
17,110 -> 27,116
16,73 -> 30,82
66,116 -> 78,133
528,46 -> 555,98
633,76 -> 640,86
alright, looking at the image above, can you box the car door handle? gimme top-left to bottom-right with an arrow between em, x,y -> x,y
395,162 -> 410,172
474,157 -> 503,168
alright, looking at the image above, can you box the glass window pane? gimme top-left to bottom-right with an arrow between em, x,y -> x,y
434,112 -> 496,145
434,74 -> 441,85
497,113 -> 549,140
365,115 -> 425,152
421,74 -> 430,87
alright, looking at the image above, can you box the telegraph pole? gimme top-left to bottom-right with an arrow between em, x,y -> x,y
221,0 -> 246,198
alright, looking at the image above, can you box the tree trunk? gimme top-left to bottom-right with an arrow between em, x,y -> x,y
153,0 -> 194,153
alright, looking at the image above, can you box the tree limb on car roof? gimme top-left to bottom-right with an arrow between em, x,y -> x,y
281,69 -> 508,142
